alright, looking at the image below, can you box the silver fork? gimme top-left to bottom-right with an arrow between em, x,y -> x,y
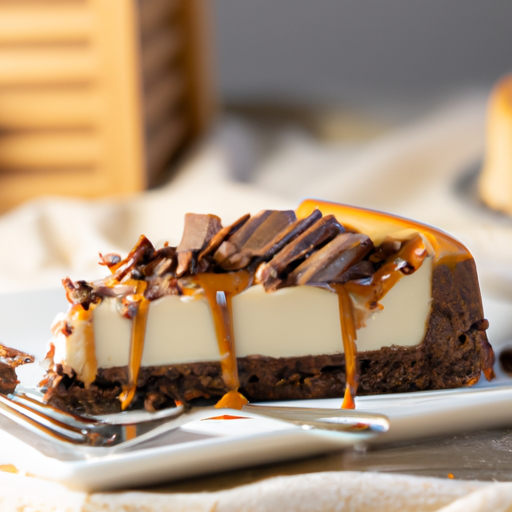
0,390 -> 184,449
0,390 -> 390,458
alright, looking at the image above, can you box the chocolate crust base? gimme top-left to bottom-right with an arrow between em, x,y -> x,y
44,259 -> 494,415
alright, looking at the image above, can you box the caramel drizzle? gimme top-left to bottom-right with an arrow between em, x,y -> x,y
331,234 -> 428,409
296,199 -> 469,269
333,284 -> 358,409
194,270 -> 253,409
118,280 -> 150,410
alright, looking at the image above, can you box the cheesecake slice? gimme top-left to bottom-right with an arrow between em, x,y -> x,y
41,200 -> 494,414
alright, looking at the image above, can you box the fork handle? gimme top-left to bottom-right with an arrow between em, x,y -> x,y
242,405 -> 390,434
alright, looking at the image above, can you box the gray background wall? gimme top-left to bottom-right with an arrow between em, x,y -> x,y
213,1 -> 512,107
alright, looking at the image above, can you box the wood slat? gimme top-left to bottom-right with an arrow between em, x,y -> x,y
138,0 -> 180,37
0,131 -> 101,169
144,71 -> 184,132
0,46 -> 95,86
141,29 -> 182,86
0,171 -> 103,213
146,115 -> 184,183
178,0 -> 216,138
0,87 -> 99,129
0,5 -> 92,44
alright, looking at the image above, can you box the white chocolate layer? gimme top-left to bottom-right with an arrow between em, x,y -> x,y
51,257 -> 433,376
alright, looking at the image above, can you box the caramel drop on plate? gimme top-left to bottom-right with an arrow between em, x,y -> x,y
214,390 -> 249,410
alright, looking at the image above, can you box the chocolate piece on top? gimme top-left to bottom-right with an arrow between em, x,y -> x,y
337,259 -> 375,283
253,209 -> 323,261
198,213 -> 250,262
214,210 -> 297,270
176,214 -> 222,276
261,214 -> 345,290
111,235 -> 155,282
288,233 -> 373,285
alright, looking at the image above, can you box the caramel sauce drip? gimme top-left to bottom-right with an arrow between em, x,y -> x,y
333,284 -> 358,409
65,272 -> 149,410
345,234 -> 428,310
330,234 -> 428,409
194,270 -> 253,409
119,280 -> 149,410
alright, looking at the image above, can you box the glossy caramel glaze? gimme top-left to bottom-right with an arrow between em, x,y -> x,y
297,199 -> 469,269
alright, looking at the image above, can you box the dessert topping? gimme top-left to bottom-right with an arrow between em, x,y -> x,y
48,205 -> 437,411
197,213 -> 251,262
176,213 -> 222,276
0,344 -> 34,368
260,213 -> 344,290
214,210 -> 297,270
287,233 -> 373,286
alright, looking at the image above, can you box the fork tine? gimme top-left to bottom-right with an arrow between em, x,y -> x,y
0,394 -> 112,446
10,391 -> 101,428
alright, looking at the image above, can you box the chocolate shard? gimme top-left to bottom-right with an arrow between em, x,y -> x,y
112,235 -> 155,282
176,214 -> 222,276
287,233 -> 373,286
0,344 -> 35,394
0,344 -> 35,367
261,214 -> 344,290
369,238 -> 402,263
253,209 -> 323,261
337,259 -> 375,284
142,246 -> 177,278
214,210 -> 297,270
145,275 -> 181,301
198,213 -> 250,262
62,278 -> 98,308
98,253 -> 122,269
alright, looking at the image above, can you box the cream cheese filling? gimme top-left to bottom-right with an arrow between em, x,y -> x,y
51,257 -> 433,375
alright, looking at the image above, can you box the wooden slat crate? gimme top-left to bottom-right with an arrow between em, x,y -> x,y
0,0 -> 215,211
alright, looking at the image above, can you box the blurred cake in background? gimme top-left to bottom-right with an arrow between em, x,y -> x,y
479,74 -> 512,216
